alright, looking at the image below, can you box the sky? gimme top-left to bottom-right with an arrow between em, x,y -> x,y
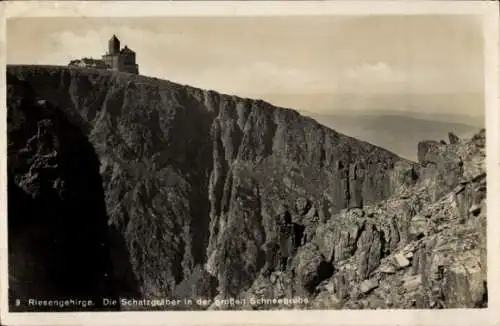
6,15 -> 485,117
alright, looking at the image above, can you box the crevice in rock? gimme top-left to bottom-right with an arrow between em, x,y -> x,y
306,261 -> 335,294
474,281 -> 488,308
378,227 -> 389,259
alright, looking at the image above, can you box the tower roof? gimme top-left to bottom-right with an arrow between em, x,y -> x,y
110,34 -> 120,42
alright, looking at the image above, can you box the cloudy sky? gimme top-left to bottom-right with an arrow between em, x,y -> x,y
6,15 -> 484,117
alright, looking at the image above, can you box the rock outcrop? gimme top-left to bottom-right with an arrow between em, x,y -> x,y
6,65 -> 486,310
243,129 -> 486,310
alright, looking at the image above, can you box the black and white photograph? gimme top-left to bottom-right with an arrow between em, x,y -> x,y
1,1 -> 499,326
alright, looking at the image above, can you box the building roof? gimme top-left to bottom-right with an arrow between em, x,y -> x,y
81,57 -> 107,65
110,34 -> 120,43
69,57 -> 110,68
120,45 -> 135,54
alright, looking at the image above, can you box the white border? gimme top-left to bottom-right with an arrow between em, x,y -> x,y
0,1 -> 499,326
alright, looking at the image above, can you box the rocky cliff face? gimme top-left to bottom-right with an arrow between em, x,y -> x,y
6,65 -> 486,310
7,72 -> 121,311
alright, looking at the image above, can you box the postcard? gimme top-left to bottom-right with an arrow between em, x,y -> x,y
1,1 -> 499,325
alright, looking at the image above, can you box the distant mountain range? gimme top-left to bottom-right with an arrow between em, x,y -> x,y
241,92 -> 484,161
302,110 -> 482,161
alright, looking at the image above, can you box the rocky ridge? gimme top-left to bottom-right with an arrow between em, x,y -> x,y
6,65 -> 486,310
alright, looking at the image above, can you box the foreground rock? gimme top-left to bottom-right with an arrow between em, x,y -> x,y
241,129 -> 486,309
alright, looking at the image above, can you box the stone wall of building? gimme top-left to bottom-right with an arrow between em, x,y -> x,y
101,53 -> 139,74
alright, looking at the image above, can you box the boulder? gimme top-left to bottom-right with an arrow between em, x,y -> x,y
402,274 -> 422,292
360,278 -> 379,294
393,253 -> 411,269
294,243 -> 334,293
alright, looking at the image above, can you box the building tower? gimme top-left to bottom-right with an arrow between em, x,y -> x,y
108,35 -> 120,55
102,35 -> 139,74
